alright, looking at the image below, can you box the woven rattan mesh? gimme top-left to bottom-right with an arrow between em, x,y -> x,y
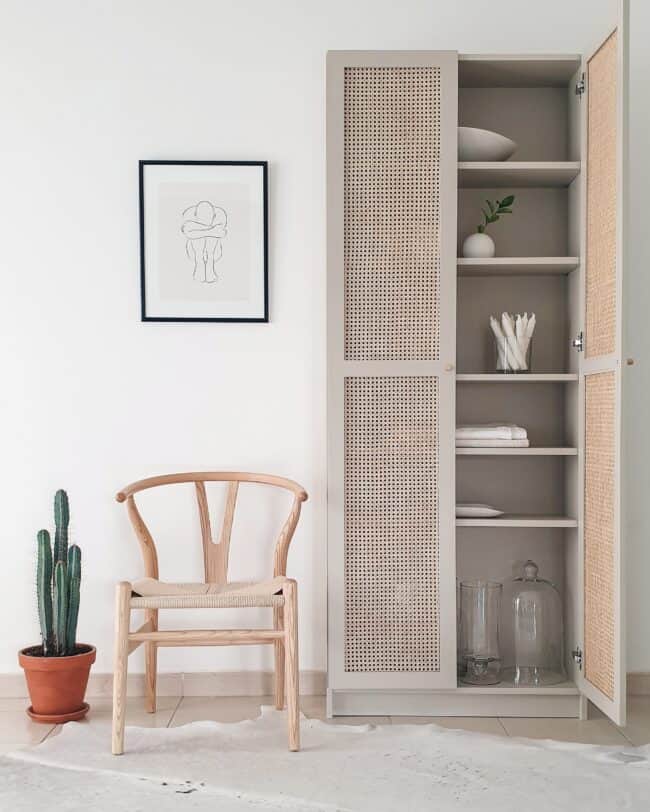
343,67 -> 441,361
586,32 -> 617,359
584,371 -> 616,699
343,376 -> 440,672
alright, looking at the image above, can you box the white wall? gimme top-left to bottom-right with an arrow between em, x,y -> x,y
2,0 -> 637,676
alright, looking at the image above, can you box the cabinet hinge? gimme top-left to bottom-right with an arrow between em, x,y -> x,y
572,331 -> 584,353
575,73 -> 586,97
572,647 -> 583,670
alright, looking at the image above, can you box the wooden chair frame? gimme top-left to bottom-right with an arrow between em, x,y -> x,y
111,472 -> 308,754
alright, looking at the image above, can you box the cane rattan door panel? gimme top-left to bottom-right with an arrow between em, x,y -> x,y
579,21 -> 624,726
344,67 -> 441,362
585,31 -> 617,360
584,372 -> 616,699
344,376 -> 439,672
327,51 -> 457,692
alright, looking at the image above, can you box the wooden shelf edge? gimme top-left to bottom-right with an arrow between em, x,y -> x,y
457,257 -> 579,276
456,373 -> 578,382
456,680 -> 579,695
456,515 -> 577,528
458,161 -> 580,188
456,447 -> 578,456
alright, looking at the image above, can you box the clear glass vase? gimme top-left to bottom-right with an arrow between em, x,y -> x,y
459,580 -> 503,685
494,336 -> 533,373
503,560 -> 566,687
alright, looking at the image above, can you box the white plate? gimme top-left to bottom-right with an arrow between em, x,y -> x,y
456,503 -> 504,518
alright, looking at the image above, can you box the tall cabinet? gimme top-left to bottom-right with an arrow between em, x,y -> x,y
327,7 -> 629,723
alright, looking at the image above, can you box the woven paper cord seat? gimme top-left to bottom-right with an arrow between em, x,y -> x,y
130,576 -> 287,609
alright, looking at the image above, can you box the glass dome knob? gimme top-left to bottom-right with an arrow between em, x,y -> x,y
523,560 -> 539,580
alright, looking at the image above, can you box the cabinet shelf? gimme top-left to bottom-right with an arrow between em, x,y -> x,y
456,515 -> 577,528
456,680 -> 579,695
456,447 -> 578,456
457,257 -> 580,276
456,373 -> 577,383
458,161 -> 580,188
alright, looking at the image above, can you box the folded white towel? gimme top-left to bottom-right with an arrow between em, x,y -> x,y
456,423 -> 527,441
456,438 -> 530,447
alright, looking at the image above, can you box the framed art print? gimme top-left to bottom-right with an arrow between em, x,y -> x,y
139,160 -> 268,322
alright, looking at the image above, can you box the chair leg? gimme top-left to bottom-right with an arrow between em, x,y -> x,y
284,579 -> 299,752
112,582 -> 131,755
273,607 -> 285,710
144,609 -> 158,713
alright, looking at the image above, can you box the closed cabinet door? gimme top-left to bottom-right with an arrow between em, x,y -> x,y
578,4 -> 627,725
327,51 -> 458,691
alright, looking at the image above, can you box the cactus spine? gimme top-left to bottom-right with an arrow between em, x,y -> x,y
36,529 -> 54,654
66,545 -> 81,653
35,490 -> 82,656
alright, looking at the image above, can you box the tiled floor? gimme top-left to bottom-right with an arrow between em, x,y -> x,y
1,694 -> 649,754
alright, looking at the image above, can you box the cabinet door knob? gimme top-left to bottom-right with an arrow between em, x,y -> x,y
444,363 -> 455,372
626,358 -> 635,366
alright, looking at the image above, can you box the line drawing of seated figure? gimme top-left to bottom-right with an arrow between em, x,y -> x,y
181,200 -> 228,283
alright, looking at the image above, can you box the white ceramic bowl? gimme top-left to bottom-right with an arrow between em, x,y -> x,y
458,126 -> 517,162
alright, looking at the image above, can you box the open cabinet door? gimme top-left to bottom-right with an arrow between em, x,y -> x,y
578,2 -> 628,725
327,51 -> 458,703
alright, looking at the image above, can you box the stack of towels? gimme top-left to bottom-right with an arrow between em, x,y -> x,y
456,423 -> 529,448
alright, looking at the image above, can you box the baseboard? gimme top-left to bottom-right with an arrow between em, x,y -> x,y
0,670 -> 326,699
1,671 -> 645,698
627,672 -> 650,696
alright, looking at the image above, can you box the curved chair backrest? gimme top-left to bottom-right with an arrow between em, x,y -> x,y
116,472 -> 308,584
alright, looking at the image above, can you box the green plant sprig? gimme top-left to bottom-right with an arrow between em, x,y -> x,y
477,195 -> 515,233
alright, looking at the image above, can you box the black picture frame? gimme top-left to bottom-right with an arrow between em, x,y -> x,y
139,160 -> 269,323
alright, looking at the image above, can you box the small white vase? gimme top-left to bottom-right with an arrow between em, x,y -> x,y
462,232 -> 495,259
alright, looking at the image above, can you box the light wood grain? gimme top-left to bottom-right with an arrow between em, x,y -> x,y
284,579 -> 300,751
128,629 -> 283,646
127,618 -> 154,655
274,607 -> 285,709
112,582 -> 131,755
217,482 -> 239,582
195,482 -> 215,581
115,471 -> 307,750
117,472 -> 308,503
274,497 -> 303,577
126,496 -> 159,579
144,609 -> 157,713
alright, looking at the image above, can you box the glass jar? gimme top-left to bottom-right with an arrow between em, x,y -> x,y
459,580 -> 502,685
494,335 -> 533,373
504,560 -> 566,687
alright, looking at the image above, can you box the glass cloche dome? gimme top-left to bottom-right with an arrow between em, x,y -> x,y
503,560 -> 566,687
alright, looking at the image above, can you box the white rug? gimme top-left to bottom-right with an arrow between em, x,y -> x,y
3,707 -> 650,811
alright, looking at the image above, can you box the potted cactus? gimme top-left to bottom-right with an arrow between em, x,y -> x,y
18,490 -> 95,723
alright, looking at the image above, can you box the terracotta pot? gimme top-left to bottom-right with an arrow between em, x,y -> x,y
18,644 -> 96,723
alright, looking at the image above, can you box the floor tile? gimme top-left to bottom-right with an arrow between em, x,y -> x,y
0,711 -> 54,748
298,695 -> 389,725
0,698 -> 33,712
171,696 -> 274,725
618,697 -> 650,745
81,695 -> 180,728
391,716 -> 507,735
325,716 -> 392,726
500,717 -> 629,745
